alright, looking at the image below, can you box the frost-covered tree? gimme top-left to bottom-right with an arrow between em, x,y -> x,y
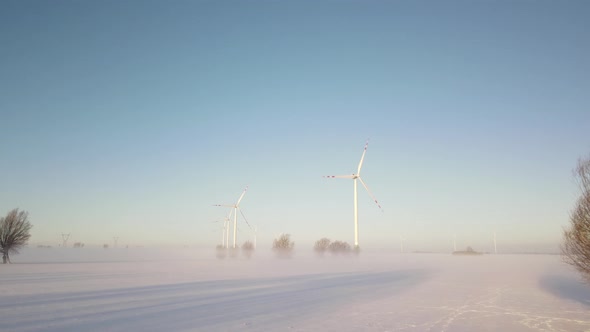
562,156 -> 590,282
272,234 -> 294,258
313,238 -> 330,255
0,209 -> 33,264
328,240 -> 352,254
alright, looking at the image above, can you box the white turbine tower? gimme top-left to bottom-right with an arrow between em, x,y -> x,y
214,186 -> 249,249
493,231 -> 497,254
400,235 -> 405,253
324,140 -> 382,249
220,221 -> 226,247
253,225 -> 258,249
225,209 -> 233,248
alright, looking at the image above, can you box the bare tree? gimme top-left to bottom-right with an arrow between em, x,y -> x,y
314,238 -> 331,255
328,240 -> 352,254
0,209 -> 33,264
272,234 -> 294,258
562,156 -> 590,282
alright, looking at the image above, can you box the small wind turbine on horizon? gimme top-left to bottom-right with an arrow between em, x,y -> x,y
213,186 -> 251,249
324,140 -> 383,249
253,225 -> 258,249
493,231 -> 497,254
400,235 -> 405,253
211,214 -> 231,248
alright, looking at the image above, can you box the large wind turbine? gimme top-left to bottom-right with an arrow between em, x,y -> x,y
213,186 -> 249,249
324,140 -> 382,249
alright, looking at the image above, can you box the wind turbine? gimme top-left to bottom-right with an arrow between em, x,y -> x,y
211,215 -> 231,248
213,186 -> 250,249
400,235 -> 405,253
493,231 -> 497,254
211,220 -> 225,248
324,140 -> 382,249
219,222 -> 226,247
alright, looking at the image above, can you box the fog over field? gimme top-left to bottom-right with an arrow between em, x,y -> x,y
2,1 -> 589,330
1,249 -> 589,331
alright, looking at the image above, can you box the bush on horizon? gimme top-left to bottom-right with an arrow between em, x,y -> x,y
328,240 -> 352,255
313,238 -> 331,255
272,234 -> 294,258
242,241 -> 254,258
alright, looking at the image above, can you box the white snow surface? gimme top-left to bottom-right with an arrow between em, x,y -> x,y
1,249 -> 589,332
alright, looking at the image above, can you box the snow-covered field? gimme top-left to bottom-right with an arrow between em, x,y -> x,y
1,249 -> 589,331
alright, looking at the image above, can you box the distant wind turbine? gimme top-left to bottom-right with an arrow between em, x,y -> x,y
493,231 -> 497,254
253,225 -> 258,249
218,224 -> 225,247
324,140 -> 383,249
213,186 -> 250,249
212,214 -> 231,248
400,235 -> 405,253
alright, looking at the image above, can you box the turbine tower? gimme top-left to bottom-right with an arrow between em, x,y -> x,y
252,225 -> 258,249
225,209 -> 233,248
324,140 -> 382,248
214,186 -> 250,249
400,235 -> 404,253
494,231 -> 497,254
219,219 -> 226,247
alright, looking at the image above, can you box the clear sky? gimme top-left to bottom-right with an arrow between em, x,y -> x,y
1,1 -> 589,252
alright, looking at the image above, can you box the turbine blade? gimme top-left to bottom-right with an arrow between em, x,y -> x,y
236,186 -> 248,206
358,176 -> 383,212
213,204 -> 234,208
323,175 -> 354,179
357,139 -> 369,175
225,208 -> 234,220
239,208 -> 253,230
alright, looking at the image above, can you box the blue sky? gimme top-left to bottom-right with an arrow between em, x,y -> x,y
1,1 -> 589,252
